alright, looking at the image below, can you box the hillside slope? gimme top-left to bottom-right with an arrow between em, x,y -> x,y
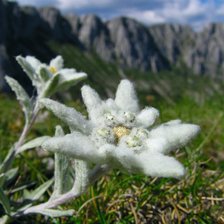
48,42 -> 224,105
1,0 -> 224,92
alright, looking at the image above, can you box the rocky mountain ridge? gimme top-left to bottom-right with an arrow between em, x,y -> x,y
0,0 -> 224,91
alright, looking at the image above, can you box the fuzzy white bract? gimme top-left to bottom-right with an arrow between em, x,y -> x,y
16,55 -> 87,97
41,80 -> 200,178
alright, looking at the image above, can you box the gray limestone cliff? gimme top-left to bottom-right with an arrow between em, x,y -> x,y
1,0 -> 224,91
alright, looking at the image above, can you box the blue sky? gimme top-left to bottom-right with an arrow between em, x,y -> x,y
15,0 -> 224,30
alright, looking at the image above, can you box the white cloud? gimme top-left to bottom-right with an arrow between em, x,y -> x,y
124,0 -> 217,29
126,10 -> 166,24
14,0 -> 55,6
15,0 -> 223,29
57,0 -> 113,9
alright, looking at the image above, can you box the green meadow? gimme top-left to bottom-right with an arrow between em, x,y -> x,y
0,43 -> 224,223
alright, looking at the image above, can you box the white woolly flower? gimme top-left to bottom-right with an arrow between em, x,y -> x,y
41,80 -> 200,178
16,55 -> 87,97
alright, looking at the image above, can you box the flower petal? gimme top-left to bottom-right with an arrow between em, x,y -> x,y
105,98 -> 119,111
145,137 -> 168,154
163,119 -> 182,125
136,107 -> 159,128
40,98 -> 92,134
57,69 -> 87,91
137,152 -> 185,178
149,123 -> 200,152
115,80 -> 139,113
58,68 -> 77,75
113,147 -> 185,178
42,132 -> 110,164
50,55 -> 64,71
81,85 -> 104,124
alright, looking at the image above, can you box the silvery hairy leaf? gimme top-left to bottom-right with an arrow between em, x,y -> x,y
5,76 -> 32,123
40,73 -> 60,98
0,168 -> 18,187
51,126 -> 74,199
17,136 -> 50,154
32,208 -> 74,217
23,179 -> 53,201
16,56 -> 40,90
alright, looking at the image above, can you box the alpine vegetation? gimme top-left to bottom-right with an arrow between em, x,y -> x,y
0,55 -> 87,222
22,79 -> 200,215
16,55 -> 87,98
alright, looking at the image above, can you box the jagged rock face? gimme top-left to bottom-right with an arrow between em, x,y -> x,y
107,17 -> 168,72
18,6 -> 47,40
149,24 -> 195,64
1,0 -> 224,93
183,24 -> 224,76
0,0 -> 9,90
0,0 -> 6,44
0,45 -> 6,89
68,14 -> 114,61
4,2 -> 48,43
38,7 -> 75,42
5,2 -> 23,41
66,14 -> 80,35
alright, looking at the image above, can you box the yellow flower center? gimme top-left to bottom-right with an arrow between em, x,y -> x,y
49,66 -> 57,74
113,126 -> 131,143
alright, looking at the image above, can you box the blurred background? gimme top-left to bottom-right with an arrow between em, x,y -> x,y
0,0 -> 224,223
1,0 -> 224,96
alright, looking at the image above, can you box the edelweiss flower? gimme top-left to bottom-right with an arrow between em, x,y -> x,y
16,55 -> 87,97
41,80 -> 200,178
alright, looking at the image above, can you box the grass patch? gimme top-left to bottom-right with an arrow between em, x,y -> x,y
1,43 -> 224,223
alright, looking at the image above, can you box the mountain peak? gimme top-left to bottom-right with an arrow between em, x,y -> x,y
0,1 -> 224,91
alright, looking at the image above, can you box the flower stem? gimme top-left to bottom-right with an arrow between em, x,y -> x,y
0,101 -> 40,173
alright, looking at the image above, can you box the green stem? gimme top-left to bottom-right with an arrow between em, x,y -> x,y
0,101 -> 40,173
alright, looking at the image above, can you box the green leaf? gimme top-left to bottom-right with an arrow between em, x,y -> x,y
17,136 -> 50,154
39,66 -> 51,82
10,182 -> 35,194
40,74 -> 60,98
5,76 -> 32,123
0,215 -> 9,224
0,147 -> 16,174
36,209 -> 74,217
0,168 -> 19,187
0,174 -> 5,187
0,187 -> 11,215
5,168 -> 18,182
24,179 -> 53,201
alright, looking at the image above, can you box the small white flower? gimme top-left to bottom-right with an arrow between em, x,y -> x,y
104,112 -> 118,127
16,55 -> 87,97
41,80 -> 200,178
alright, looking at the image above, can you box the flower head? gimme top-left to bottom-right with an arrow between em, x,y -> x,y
41,80 -> 200,178
16,55 -> 87,97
